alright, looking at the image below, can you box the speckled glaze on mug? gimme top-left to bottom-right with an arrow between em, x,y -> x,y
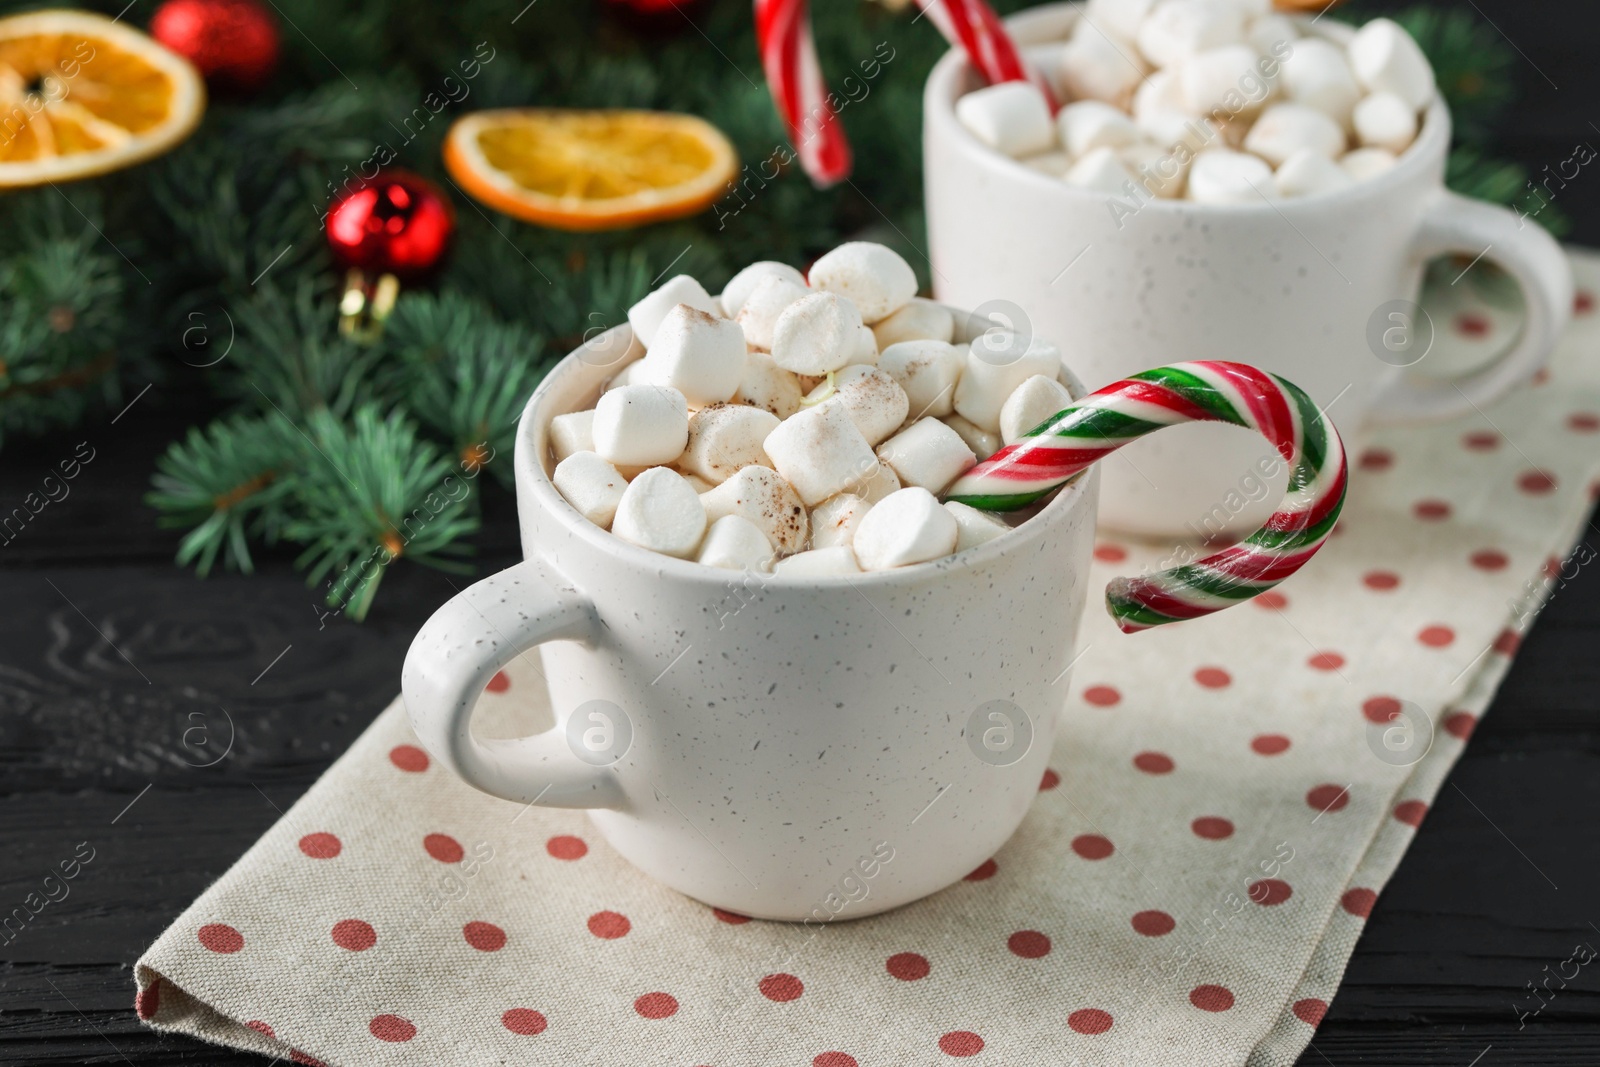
402,312 -> 1099,921
924,3 -> 1572,537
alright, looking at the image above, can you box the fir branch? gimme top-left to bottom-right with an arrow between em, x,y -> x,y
221,279 -> 384,419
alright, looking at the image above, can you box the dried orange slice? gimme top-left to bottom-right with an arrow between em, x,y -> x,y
444,108 -> 738,232
0,10 -> 204,188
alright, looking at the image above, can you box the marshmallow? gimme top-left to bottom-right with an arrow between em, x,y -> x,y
1023,151 -> 1073,177
1186,147 -> 1276,203
809,493 -> 873,550
849,461 -> 903,504
734,349 -> 804,420
1120,140 -> 1190,198
592,385 -> 689,466
1058,100 -> 1142,157
1242,103 -> 1346,166
942,414 -> 1002,461
808,242 -> 918,324
604,360 -> 644,392
872,298 -> 955,349
611,467 -> 707,559
762,401 -> 880,506
1060,17 -> 1151,108
809,364 -> 910,446
550,409 -> 594,462
636,305 -> 747,406
1349,18 -> 1435,110
1178,44 -> 1273,116
999,374 -> 1075,444
876,418 -> 977,494
1133,70 -> 1218,152
736,274 -> 809,350
553,451 -> 628,529
628,275 -> 718,348
850,324 -> 879,366
678,471 -> 715,495
1064,146 -> 1138,194
700,465 -> 809,555
771,291 -> 864,376
721,261 -> 807,318
1352,91 -> 1418,154
1273,147 -> 1355,198
1137,0 -> 1245,69
955,81 -> 1056,158
773,545 -> 860,578
953,336 -> 1062,433
680,403 -> 781,484
1279,37 -> 1361,127
945,500 -> 1012,553
1083,0 -> 1158,42
877,340 -> 965,420
696,515 -> 774,571
852,487 -> 959,571
1341,147 -> 1397,181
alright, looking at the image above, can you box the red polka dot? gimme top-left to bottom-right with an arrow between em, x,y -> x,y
1363,696 -> 1402,724
1307,651 -> 1344,671
1251,734 -> 1291,756
1190,985 -> 1235,1012
1444,711 -> 1477,740
290,1052 -> 326,1067
1568,412 -> 1600,433
1094,543 -> 1127,562
331,919 -> 376,951
298,832 -> 341,859
1071,834 -> 1114,860
1471,549 -> 1508,570
424,833 -> 464,863
1191,816 -> 1234,840
1068,1008 -> 1114,1035
1083,684 -> 1121,707
587,911 -> 630,939
713,908 -> 750,924
1363,570 -> 1400,590
1249,878 -> 1293,906
1393,800 -> 1428,827
1292,998 -> 1328,1027
1193,666 -> 1231,688
1253,591 -> 1288,610
135,980 -> 159,1020
369,1015 -> 416,1042
1307,784 -> 1350,814
1039,768 -> 1060,790
1131,910 -> 1175,937
502,1008 -> 547,1035
759,973 -> 804,1002
486,670 -> 511,692
1008,930 -> 1051,958
938,1031 -> 984,1057
634,992 -> 678,1019
965,859 -> 998,880
1418,625 -> 1455,648
464,921 -> 507,951
1358,448 -> 1393,471
1414,499 -> 1452,521
1455,312 -> 1490,337
1493,629 -> 1521,656
1134,751 -> 1174,774
245,1020 -> 274,1038
388,744 -> 429,772
887,952 -> 931,981
814,1054 -> 858,1067
1576,290 -> 1595,315
546,835 -> 587,860
1463,430 -> 1500,451
1545,556 -> 1565,580
1519,470 -> 1558,494
198,923 -> 244,954
1341,887 -> 1377,918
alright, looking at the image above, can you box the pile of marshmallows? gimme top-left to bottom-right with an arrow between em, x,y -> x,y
956,0 -> 1437,203
549,243 -> 1073,577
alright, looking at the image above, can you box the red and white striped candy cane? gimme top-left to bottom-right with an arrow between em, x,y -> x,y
755,0 -> 852,187
914,0 -> 1059,109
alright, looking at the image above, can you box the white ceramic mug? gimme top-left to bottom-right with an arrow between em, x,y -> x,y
402,302 -> 1145,921
924,3 -> 1573,538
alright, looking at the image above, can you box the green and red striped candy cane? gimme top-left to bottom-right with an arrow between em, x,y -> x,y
944,361 -> 1347,634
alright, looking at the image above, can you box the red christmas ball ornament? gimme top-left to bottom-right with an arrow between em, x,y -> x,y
151,0 -> 281,92
326,171 -> 455,279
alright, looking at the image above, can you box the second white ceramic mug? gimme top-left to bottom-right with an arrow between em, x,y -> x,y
924,3 -> 1572,538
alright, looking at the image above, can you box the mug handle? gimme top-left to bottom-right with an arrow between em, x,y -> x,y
1366,189 -> 1573,423
401,558 -> 625,810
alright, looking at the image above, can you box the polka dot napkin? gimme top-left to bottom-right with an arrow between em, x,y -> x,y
135,252 -> 1600,1067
